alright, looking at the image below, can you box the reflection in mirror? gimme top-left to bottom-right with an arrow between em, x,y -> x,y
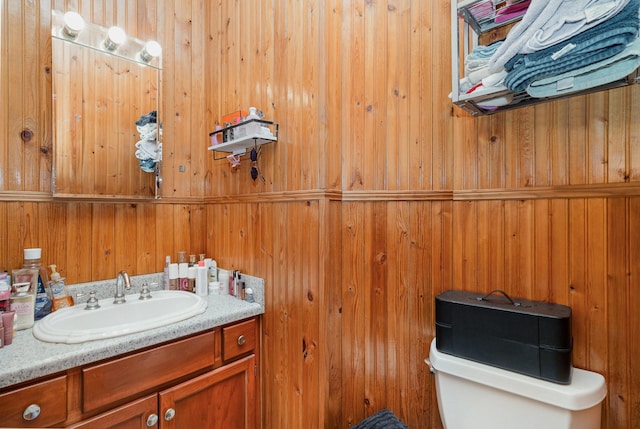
51,10 -> 162,199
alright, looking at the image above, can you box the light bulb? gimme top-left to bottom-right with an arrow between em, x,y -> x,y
104,26 -> 126,51
139,40 -> 162,62
62,11 -> 85,38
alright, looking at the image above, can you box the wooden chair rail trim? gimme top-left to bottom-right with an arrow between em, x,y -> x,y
3,182 -> 640,204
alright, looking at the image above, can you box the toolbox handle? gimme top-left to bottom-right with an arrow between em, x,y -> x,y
477,289 -> 521,307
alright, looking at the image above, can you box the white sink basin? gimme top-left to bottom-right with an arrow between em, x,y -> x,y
33,290 -> 208,344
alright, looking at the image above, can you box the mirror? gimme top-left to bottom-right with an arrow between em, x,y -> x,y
51,10 -> 162,199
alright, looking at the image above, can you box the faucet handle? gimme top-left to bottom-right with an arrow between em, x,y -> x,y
139,283 -> 152,300
84,291 -> 101,310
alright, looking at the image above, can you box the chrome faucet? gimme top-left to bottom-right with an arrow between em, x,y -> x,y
114,270 -> 131,304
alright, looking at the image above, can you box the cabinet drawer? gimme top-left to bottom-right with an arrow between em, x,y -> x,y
0,375 -> 67,427
82,330 -> 216,412
223,318 -> 257,361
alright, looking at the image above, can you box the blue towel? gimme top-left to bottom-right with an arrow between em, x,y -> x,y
503,0 -> 640,91
527,36 -> 640,97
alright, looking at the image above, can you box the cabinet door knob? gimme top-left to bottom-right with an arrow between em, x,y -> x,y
22,404 -> 41,421
237,335 -> 246,346
146,413 -> 159,426
164,408 -> 176,421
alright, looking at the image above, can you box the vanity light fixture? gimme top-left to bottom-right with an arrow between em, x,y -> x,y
139,40 -> 162,62
104,26 -> 126,51
62,11 -> 85,38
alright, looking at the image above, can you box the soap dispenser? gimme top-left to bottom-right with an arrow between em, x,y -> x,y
48,264 -> 74,311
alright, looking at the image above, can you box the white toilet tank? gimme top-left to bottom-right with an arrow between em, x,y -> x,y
428,339 -> 607,429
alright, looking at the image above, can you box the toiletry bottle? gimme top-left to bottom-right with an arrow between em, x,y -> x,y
169,263 -> 179,290
177,250 -> 187,264
195,261 -> 208,297
178,263 -> 189,291
21,248 -> 52,320
208,259 -> 218,283
218,269 -> 230,296
188,266 -> 196,292
244,106 -> 261,135
48,264 -> 74,310
189,254 -> 197,267
0,272 -> 10,312
163,256 -> 171,290
10,281 -> 35,330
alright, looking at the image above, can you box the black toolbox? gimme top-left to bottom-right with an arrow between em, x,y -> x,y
435,289 -> 573,384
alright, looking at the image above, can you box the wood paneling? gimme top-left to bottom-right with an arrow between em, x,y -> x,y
2,1 -> 640,429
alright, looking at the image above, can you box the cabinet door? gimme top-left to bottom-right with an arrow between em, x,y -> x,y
159,355 -> 257,429
68,394 -> 158,429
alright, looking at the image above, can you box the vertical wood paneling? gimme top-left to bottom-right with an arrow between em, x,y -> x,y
629,198 -> 640,426
430,0 -> 454,192
3,2 -> 640,429
386,4 -> 410,191
342,0 -> 365,191
341,202 -> 366,426
363,1 -> 386,191
607,197 -> 629,428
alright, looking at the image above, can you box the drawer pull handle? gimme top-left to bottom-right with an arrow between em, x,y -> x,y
146,413 -> 159,426
23,404 -> 41,421
237,335 -> 246,346
164,408 -> 176,421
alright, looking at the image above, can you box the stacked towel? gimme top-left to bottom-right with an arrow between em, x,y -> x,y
503,0 -> 640,92
527,36 -> 640,97
134,111 -> 162,173
488,0 -> 632,72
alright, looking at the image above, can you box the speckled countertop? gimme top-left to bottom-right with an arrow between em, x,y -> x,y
0,270 -> 264,390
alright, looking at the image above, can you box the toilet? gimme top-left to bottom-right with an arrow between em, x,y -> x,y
427,339 -> 607,429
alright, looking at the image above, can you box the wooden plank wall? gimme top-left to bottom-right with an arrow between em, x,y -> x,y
1,1 -> 639,429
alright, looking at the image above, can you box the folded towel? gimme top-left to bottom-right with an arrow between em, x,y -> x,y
527,36 -> 640,97
525,0 -> 631,52
503,0 -> 639,91
488,0 -> 631,72
495,0 -> 531,24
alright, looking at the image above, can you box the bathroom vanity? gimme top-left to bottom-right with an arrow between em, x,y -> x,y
0,292 -> 263,428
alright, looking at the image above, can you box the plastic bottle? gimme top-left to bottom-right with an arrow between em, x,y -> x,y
21,248 -> 52,320
169,263 -> 179,290
195,261 -> 208,297
163,256 -> 171,290
187,266 -> 196,293
9,281 -> 35,330
244,106 -> 261,135
207,259 -> 218,283
178,263 -> 189,291
48,264 -> 74,311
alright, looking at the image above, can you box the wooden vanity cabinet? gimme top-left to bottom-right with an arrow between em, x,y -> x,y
0,317 -> 260,429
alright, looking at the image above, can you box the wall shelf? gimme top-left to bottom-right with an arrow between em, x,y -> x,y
208,119 -> 278,158
451,0 -> 640,116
